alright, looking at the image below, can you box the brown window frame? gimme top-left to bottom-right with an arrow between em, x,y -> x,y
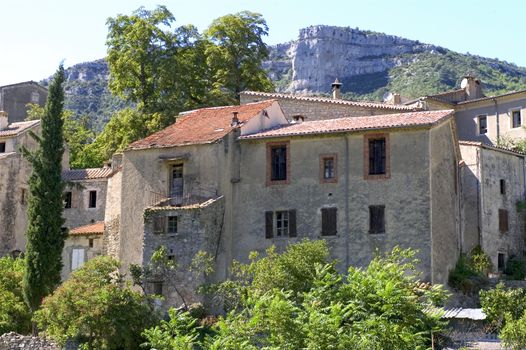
364,134 -> 390,180
319,154 -> 338,183
266,141 -> 290,186
499,209 -> 509,233
369,205 -> 386,234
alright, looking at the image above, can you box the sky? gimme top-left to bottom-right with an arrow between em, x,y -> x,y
0,0 -> 524,86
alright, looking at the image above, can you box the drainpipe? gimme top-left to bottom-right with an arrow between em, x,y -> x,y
344,135 -> 350,268
493,98 -> 500,141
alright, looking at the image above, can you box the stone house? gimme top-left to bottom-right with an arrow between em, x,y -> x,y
106,99 -> 462,308
0,81 -> 48,124
61,221 -> 104,280
459,141 -> 526,270
407,76 -> 526,144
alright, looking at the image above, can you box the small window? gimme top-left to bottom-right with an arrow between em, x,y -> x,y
500,179 -> 506,195
167,216 -> 178,234
89,238 -> 94,248
64,192 -> 72,209
369,205 -> 386,234
320,154 -> 337,183
20,188 -> 27,205
512,110 -> 522,128
152,282 -> 163,296
499,209 -> 509,233
88,191 -> 97,208
0,142 -> 5,153
265,210 -> 297,238
271,146 -> 287,181
498,253 -> 505,272
478,115 -> 487,134
71,248 -> 85,271
153,217 -> 166,234
369,139 -> 386,175
321,207 -> 337,236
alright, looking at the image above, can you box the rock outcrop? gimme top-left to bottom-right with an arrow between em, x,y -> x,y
0,332 -> 58,350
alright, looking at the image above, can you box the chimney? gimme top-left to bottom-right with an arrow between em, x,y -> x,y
331,78 -> 342,99
0,111 -> 7,130
231,112 -> 239,127
461,76 -> 483,100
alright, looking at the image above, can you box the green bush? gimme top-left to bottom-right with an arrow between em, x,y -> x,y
504,255 -> 526,280
0,256 -> 31,334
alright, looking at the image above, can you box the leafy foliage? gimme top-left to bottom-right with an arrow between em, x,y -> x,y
22,65 -> 67,316
504,255 -> 526,280
144,241 -> 448,350
0,257 -> 31,334
34,256 -> 156,349
449,247 -> 491,294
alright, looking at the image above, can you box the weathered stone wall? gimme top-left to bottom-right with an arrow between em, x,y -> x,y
0,82 -> 48,123
103,169 -> 122,259
63,178 -> 108,229
430,121 -> 460,284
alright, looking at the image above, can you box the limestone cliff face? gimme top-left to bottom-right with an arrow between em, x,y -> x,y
268,25 -> 438,93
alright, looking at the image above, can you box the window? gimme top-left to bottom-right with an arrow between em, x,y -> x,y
478,115 -> 487,134
267,142 -> 290,185
498,253 -> 505,272
71,248 -> 85,271
167,216 -> 178,234
152,282 -> 163,296
89,238 -> 94,248
153,217 -> 166,234
320,154 -> 337,183
88,191 -> 97,208
265,210 -> 297,238
500,179 -> 506,195
499,209 -> 509,233
512,110 -> 522,128
369,205 -> 386,234
364,134 -> 390,179
321,207 -> 337,236
20,188 -> 27,205
171,165 -> 184,198
0,142 -> 5,153
64,192 -> 72,209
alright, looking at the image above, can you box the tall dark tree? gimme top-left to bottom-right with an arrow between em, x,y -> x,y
22,65 -> 67,319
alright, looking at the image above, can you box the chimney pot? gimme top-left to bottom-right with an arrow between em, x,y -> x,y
231,111 -> 239,127
331,78 -> 342,100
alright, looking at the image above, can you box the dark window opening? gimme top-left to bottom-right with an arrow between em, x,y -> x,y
369,205 -> 386,234
152,282 -> 163,296
271,146 -> 287,181
64,192 -> 72,209
369,139 -> 386,175
20,189 -> 27,205
512,110 -> 522,128
478,115 -> 487,134
500,179 -> 506,195
0,142 -> 5,153
167,216 -> 178,234
499,209 -> 509,233
321,207 -> 337,236
89,238 -> 94,248
88,191 -> 97,208
498,253 -> 505,271
323,158 -> 335,179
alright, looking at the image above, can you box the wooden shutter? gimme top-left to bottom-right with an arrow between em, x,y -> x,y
321,208 -> 337,236
369,206 -> 385,234
289,210 -> 297,237
499,209 -> 509,233
265,211 -> 274,238
153,217 -> 166,234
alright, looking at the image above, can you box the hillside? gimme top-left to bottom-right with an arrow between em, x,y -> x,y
47,25 -> 526,129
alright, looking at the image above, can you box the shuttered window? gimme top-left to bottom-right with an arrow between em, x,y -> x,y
321,207 -> 337,236
153,217 -> 166,234
369,139 -> 386,175
265,210 -> 297,238
499,209 -> 509,233
71,248 -> 85,271
265,211 -> 274,238
369,205 -> 385,234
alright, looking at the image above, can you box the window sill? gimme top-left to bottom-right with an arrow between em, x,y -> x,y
364,173 -> 390,180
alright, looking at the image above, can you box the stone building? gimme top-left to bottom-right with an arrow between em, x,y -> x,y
105,99 -> 463,309
61,222 -> 104,280
0,81 -> 48,123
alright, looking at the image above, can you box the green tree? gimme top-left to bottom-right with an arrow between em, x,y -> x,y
205,11 -> 274,104
22,65 -> 67,320
34,256 -> 156,349
0,256 -> 31,334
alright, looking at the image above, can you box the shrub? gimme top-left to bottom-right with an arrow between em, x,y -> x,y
0,257 -> 31,334
504,255 -> 526,280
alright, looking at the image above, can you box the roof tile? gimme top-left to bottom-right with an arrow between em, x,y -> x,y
62,168 -> 114,181
240,110 -> 454,140
128,100 -> 275,150
69,222 -> 104,236
0,120 -> 40,138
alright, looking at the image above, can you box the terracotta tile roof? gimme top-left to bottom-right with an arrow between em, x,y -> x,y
69,222 -> 104,236
241,91 -> 420,111
62,167 -> 114,181
240,110 -> 454,140
0,120 -> 40,138
459,140 -> 525,156
128,100 -> 276,150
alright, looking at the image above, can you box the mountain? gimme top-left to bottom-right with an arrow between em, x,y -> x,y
46,25 -> 526,129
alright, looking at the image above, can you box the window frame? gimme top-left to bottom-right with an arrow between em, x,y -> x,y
71,248 -> 85,271
364,134 -> 390,180
511,108 -> 522,129
167,216 -> 178,235
369,205 -> 386,234
266,141 -> 290,186
88,190 -> 97,208
477,115 -> 488,135
265,210 -> 297,238
64,191 -> 72,209
319,153 -> 338,183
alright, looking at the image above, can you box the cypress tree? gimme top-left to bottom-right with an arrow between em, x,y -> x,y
22,65 -> 67,318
